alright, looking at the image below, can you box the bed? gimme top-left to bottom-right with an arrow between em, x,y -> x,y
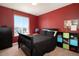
18,28 -> 58,56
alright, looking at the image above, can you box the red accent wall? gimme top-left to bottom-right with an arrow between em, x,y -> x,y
1,3 -> 79,43
0,6 -> 38,43
38,4 -> 79,33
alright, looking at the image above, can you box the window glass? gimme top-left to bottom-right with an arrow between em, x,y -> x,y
14,15 -> 29,36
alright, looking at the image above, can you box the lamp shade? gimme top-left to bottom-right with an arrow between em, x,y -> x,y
35,28 -> 39,33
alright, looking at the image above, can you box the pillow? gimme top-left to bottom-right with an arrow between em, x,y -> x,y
40,29 -> 58,37
40,30 -> 47,35
40,29 -> 54,36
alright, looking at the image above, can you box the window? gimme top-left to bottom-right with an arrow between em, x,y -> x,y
14,15 -> 29,36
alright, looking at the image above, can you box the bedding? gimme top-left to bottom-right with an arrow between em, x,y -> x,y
18,29 -> 58,56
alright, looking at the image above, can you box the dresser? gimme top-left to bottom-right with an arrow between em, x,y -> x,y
0,26 -> 12,50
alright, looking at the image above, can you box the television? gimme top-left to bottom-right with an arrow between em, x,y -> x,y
63,33 -> 69,39
70,39 -> 78,46
57,35 -> 63,43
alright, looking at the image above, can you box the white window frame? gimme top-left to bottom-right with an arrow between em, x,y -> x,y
14,14 -> 30,36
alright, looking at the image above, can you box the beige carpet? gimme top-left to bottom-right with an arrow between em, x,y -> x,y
0,43 -> 25,56
0,43 -> 79,56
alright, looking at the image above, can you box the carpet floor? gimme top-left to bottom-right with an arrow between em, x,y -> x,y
0,43 -> 79,56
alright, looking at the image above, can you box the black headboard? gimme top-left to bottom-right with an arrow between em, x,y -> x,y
40,28 -> 58,37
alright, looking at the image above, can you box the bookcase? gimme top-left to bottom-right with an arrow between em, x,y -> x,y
57,32 -> 79,53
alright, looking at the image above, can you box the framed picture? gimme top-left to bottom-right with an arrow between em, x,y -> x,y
72,20 -> 78,25
64,20 -> 71,28
64,19 -> 79,31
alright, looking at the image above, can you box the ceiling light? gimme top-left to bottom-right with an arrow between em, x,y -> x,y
32,3 -> 37,5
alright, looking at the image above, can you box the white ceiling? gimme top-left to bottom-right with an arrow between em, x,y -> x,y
0,3 -> 71,16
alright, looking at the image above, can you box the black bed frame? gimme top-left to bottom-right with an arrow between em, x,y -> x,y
18,29 -> 58,56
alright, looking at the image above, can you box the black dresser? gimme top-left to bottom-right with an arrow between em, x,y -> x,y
0,26 -> 12,50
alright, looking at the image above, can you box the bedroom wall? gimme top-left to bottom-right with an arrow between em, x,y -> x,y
38,3 -> 79,33
0,3 -> 79,43
0,6 -> 38,43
